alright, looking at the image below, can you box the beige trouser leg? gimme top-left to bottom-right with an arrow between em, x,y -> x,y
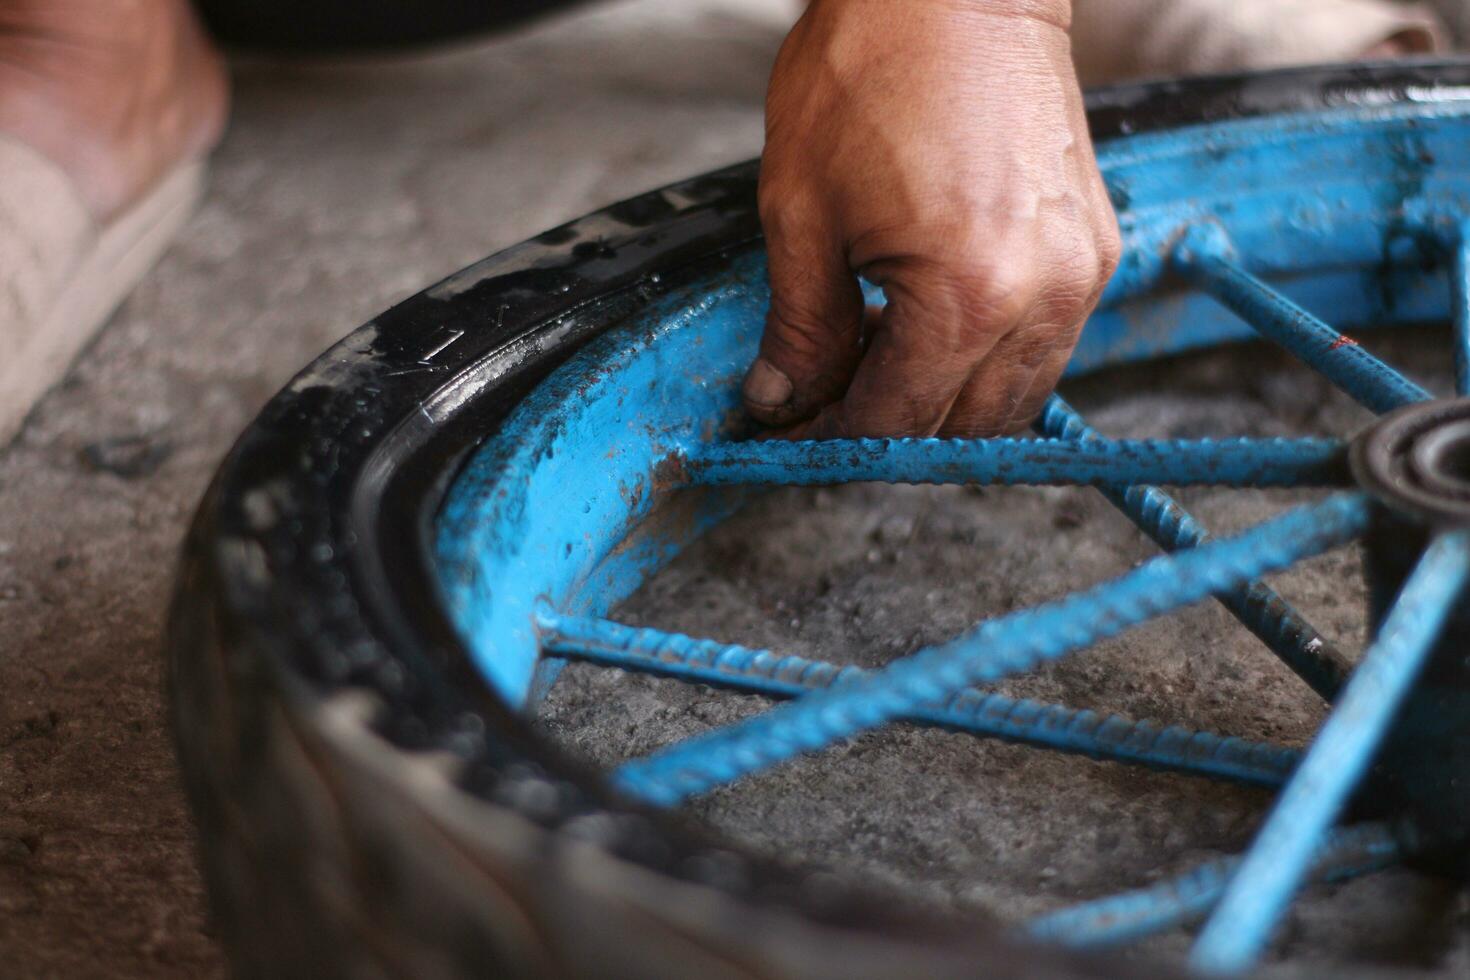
1429,0 -> 1470,44
1072,0 -> 1446,86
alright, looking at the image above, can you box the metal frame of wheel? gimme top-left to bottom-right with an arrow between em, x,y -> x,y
168,60 -> 1470,978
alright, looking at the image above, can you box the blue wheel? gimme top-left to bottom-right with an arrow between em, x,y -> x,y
170,60 -> 1470,978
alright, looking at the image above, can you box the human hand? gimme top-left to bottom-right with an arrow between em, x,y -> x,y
745,0 -> 1119,439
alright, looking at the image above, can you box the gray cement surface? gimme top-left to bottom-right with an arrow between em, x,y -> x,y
0,2 -> 788,975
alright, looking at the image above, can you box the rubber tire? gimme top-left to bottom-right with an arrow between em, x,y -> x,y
167,59 -> 1470,979
194,0 -> 594,53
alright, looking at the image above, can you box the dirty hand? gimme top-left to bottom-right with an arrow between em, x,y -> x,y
745,0 -> 1120,439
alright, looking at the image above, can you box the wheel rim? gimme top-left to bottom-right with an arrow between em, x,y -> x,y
432,100 -> 1470,973
170,62 -> 1470,979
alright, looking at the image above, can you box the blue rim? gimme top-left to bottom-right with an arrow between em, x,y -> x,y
430,100 -> 1470,972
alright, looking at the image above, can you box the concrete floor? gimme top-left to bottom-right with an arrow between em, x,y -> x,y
0,2 -> 788,974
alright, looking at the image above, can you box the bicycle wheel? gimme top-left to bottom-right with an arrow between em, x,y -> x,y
168,59 -> 1470,978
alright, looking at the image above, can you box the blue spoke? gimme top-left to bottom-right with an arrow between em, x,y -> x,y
1025,822 -> 1400,949
1174,224 -> 1431,414
539,614 -> 1301,787
609,494 -> 1371,807
680,436 -> 1349,490
1191,529 -> 1470,975
1452,225 -> 1470,397
1038,396 -> 1350,699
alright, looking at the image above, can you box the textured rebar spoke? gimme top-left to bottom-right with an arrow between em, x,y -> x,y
1037,396 -> 1350,699
680,436 -> 1349,490
539,614 -> 1301,787
1452,225 -> 1470,397
610,494 -> 1371,806
1174,225 -> 1431,414
1025,823 -> 1400,949
1191,529 -> 1470,975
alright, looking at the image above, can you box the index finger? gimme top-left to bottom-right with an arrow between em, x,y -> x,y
783,262 -> 1032,440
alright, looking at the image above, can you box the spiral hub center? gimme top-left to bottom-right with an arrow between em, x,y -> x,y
1351,398 -> 1470,523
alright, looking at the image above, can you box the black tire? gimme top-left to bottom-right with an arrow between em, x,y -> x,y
167,59 -> 1470,979
194,0 -> 595,53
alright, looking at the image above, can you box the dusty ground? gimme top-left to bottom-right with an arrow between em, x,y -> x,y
541,327 -> 1470,977
0,2 -> 790,975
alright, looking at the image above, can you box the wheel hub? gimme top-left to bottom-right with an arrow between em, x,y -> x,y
1350,399 -> 1470,870
1352,397 -> 1470,524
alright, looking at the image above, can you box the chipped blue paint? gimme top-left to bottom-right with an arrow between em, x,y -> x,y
1025,823 -> 1400,949
609,495 -> 1370,806
1451,224 -> 1470,396
538,612 -> 1302,786
1191,529 -> 1470,974
434,259 -> 770,702
430,101 -> 1470,962
436,104 -> 1470,710
1092,102 -> 1470,309
1036,396 -> 1349,698
680,434 -> 1348,490
1175,223 -> 1433,413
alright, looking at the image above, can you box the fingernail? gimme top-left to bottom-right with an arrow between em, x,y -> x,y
742,358 -> 793,409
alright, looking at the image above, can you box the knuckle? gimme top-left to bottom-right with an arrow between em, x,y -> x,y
1009,330 -> 1062,371
757,194 -> 796,242
945,262 -> 1036,333
1060,246 -> 1103,301
756,175 -> 786,218
1038,228 -> 1120,320
1096,223 -> 1123,281
764,287 -> 864,391
767,301 -> 836,356
759,201 -> 834,280
758,173 -> 819,236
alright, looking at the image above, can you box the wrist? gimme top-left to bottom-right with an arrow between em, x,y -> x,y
806,0 -> 1070,32
963,0 -> 1070,30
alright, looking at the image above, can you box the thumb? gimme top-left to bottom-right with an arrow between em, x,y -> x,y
743,211 -> 865,427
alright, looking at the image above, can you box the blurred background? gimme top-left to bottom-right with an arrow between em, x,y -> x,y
0,2 -> 792,974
